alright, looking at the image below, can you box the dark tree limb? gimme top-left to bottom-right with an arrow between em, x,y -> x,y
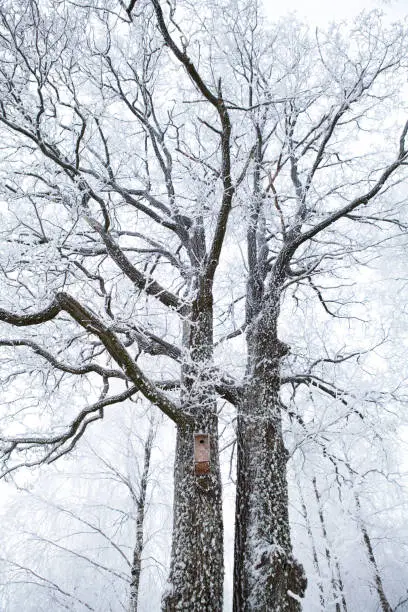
0,385 -> 138,476
150,0 -> 234,284
85,217 -> 184,313
0,339 -> 127,380
0,293 -> 190,425
288,122 -> 408,256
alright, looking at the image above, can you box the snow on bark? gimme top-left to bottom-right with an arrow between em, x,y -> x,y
129,420 -> 156,612
233,306 -> 306,611
298,482 -> 325,609
355,494 -> 392,612
313,477 -> 348,612
163,420 -> 223,611
163,302 -> 224,610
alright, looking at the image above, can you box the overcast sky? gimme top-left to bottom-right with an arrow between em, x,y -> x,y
271,0 -> 407,23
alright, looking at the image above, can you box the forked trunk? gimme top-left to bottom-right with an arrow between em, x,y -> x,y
233,308 -> 306,611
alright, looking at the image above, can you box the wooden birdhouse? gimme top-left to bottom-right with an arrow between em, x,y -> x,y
194,433 -> 210,475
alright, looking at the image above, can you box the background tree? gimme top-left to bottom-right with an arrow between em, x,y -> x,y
0,1 -> 408,610
0,406 -> 169,611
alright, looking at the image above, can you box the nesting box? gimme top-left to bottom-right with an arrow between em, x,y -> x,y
194,433 -> 210,475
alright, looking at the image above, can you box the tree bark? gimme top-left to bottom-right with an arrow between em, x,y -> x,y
163,417 -> 223,611
298,481 -> 325,609
233,305 -> 306,611
355,495 -> 392,612
129,420 -> 155,612
163,286 -> 224,611
312,477 -> 348,612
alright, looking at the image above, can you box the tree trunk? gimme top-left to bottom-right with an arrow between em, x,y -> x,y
129,420 -> 155,612
298,481 -> 325,609
233,307 -> 306,611
163,289 -> 224,611
312,477 -> 348,612
355,495 -> 392,612
163,417 -> 223,611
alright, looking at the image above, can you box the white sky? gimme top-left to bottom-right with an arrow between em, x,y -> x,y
269,0 -> 407,23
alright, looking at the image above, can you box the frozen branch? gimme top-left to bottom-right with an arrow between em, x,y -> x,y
0,293 -> 190,425
0,385 -> 138,476
0,339 -> 127,380
85,217 -> 185,313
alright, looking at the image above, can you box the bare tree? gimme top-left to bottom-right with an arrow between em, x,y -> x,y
130,416 -> 157,611
297,480 -> 325,609
312,477 -> 347,612
0,410 -> 164,612
354,494 -> 392,612
0,0 -> 408,609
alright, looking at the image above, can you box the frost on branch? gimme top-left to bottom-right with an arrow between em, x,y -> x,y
1,0 -> 408,609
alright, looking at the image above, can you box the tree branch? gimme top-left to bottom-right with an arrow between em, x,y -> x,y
0,339 -> 127,379
85,217 -> 185,313
0,294 -> 190,425
289,126 -> 408,255
0,386 -> 138,476
150,1 -> 234,283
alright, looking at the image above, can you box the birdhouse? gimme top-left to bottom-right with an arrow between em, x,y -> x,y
194,433 -> 210,475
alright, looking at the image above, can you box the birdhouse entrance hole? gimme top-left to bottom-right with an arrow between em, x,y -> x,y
194,433 -> 210,475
